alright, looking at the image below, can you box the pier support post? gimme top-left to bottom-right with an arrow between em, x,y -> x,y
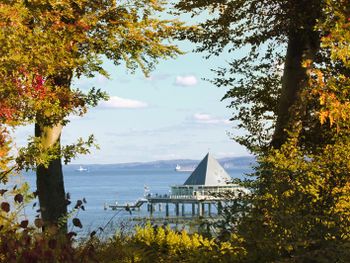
218,201 -> 223,215
158,204 -> 162,211
201,203 -> 205,216
208,203 -> 212,216
166,203 -> 169,217
198,202 -> 203,217
175,203 -> 179,216
192,203 -> 195,216
150,203 -> 154,217
181,203 -> 185,217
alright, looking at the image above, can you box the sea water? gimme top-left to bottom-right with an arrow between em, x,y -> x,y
12,166 -> 252,235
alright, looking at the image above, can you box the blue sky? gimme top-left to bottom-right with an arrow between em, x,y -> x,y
15,40 -> 250,164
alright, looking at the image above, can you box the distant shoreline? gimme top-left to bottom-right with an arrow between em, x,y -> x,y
66,156 -> 255,170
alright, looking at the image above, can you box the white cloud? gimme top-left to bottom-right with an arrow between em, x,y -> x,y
194,113 -> 212,121
193,113 -> 230,125
174,75 -> 198,87
99,96 -> 148,109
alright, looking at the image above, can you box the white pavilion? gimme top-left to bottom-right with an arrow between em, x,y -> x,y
110,153 -> 249,217
170,152 -> 247,199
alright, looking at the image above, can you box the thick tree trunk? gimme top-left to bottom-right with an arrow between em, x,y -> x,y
34,71 -> 72,232
271,30 -> 319,149
271,0 -> 322,149
35,123 -> 67,231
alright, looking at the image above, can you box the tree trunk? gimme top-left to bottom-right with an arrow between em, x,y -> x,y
34,71 -> 72,232
35,123 -> 67,232
271,30 -> 319,149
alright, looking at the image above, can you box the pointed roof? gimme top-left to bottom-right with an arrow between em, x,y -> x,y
184,153 -> 232,186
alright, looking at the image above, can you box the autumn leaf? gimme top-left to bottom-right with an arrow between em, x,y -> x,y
72,218 -> 83,228
20,220 -> 29,228
34,218 -> 44,228
14,193 -> 23,203
1,202 -> 10,212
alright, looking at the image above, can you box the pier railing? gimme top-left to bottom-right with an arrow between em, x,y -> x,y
146,193 -> 226,202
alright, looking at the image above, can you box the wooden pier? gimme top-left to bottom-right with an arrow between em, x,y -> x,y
109,198 -> 147,211
106,153 -> 248,221
145,194 -> 225,217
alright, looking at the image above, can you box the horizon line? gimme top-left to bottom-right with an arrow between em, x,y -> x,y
68,154 -> 254,166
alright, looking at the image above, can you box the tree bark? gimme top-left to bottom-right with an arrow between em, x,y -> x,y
271,30 -> 319,149
35,123 -> 67,232
34,72 -> 72,232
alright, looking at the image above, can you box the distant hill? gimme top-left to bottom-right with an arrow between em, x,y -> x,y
67,156 -> 255,171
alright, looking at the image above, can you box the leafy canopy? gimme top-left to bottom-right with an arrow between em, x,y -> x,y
0,0 -> 184,170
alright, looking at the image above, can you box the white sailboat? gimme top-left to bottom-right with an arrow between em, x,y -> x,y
175,164 -> 194,173
76,166 -> 88,172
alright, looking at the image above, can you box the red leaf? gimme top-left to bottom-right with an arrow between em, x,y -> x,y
14,193 -> 23,203
72,218 -> 82,228
34,218 -> 43,228
74,200 -> 83,209
1,202 -> 10,212
66,231 -> 77,240
20,220 -> 29,228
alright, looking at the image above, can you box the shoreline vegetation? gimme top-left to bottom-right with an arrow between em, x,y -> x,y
0,194 -> 243,263
1,0 -> 349,262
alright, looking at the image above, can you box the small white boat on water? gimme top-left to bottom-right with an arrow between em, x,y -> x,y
76,166 -> 88,172
175,164 -> 194,173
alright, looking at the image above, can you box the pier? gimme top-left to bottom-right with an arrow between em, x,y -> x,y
109,198 -> 148,211
108,153 -> 248,219
144,193 -> 229,218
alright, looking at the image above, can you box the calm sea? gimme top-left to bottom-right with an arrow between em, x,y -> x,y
13,167 -> 252,235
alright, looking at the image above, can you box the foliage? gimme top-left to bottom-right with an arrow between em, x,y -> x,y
0,0 -> 184,163
91,223 -> 246,263
15,134 -> 99,171
0,195 -> 247,263
0,177 -> 75,263
175,0 -> 287,152
1,0 -> 348,261
310,0 -> 350,132
0,128 -> 12,181
176,0 -> 350,261
0,0 -> 185,228
229,141 -> 350,262
0,182 -> 88,262
175,0 -> 325,153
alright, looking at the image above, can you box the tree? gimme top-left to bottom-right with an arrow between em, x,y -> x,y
1,0 -> 183,231
176,0 -> 350,260
175,0 -> 324,153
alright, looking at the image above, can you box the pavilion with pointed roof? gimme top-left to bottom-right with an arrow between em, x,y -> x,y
123,152 -> 250,218
184,152 -> 232,186
170,153 -> 247,198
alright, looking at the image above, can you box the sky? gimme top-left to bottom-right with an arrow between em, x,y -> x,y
14,34 -> 250,165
